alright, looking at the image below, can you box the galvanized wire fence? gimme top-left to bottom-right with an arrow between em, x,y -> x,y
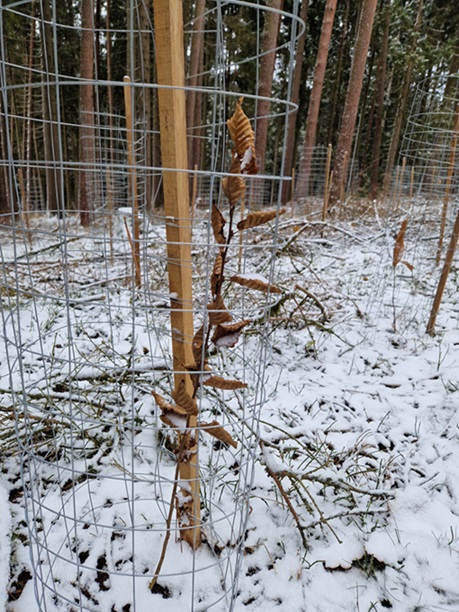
0,1 -> 303,610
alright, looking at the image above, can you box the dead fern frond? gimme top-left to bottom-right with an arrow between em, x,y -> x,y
211,203 -> 227,245
211,320 -> 250,348
230,274 -> 282,294
237,208 -> 286,231
226,97 -> 258,175
198,420 -> 238,448
172,380 -> 198,416
208,294 -> 233,325
203,375 -> 248,390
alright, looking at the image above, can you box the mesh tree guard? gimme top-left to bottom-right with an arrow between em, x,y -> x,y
0,1 -> 302,610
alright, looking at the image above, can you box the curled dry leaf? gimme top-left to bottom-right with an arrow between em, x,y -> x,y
152,391 -> 187,416
211,319 -> 250,348
230,274 -> 282,294
172,380 -> 198,416
222,154 -> 246,207
160,410 -> 187,430
208,294 -> 233,325
198,420 -> 238,448
237,208 -> 286,231
226,97 -> 258,175
203,375 -> 248,390
211,203 -> 227,245
393,218 -> 408,267
211,252 -> 223,296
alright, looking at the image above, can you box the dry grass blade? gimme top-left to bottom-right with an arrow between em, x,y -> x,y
393,218 -> 408,267
172,380 -> 198,416
211,203 -> 227,245
237,208 -> 286,231
203,375 -> 247,390
198,420 -> 238,448
226,97 -> 258,175
152,391 -> 187,416
230,274 -> 282,294
208,294 -> 233,325
211,319 -> 250,348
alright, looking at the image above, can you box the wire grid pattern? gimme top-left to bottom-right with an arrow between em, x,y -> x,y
0,1 -> 302,610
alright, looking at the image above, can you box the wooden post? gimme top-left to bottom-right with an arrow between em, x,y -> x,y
427,209 -> 459,335
123,76 -> 142,287
153,0 -> 200,548
435,105 -> 459,266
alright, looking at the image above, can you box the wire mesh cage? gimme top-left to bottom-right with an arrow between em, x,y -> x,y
0,1 -> 302,610
395,74 -> 459,203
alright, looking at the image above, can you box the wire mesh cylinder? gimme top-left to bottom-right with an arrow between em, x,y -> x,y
0,1 -> 302,610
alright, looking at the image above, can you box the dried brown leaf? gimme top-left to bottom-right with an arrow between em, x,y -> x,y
230,274 -> 282,294
211,319 -> 250,348
226,98 -> 258,175
208,294 -> 233,325
222,154 -> 246,206
400,260 -> 414,272
211,203 -> 227,245
211,252 -> 223,296
393,218 -> 408,267
151,391 -> 187,416
172,380 -> 198,416
160,409 -> 187,430
237,208 -> 286,231
198,420 -> 238,448
203,375 -> 247,390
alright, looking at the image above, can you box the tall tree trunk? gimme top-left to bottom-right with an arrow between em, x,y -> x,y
256,0 -> 284,175
329,0 -> 379,208
79,0 -> 95,227
281,0 -> 309,204
186,0 -> 206,173
139,0 -> 153,211
383,0 -> 423,195
295,0 -> 337,198
41,0 -> 62,215
369,0 -> 391,198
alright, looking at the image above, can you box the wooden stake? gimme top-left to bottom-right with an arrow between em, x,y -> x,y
153,0 -> 200,549
427,209 -> 459,335
435,105 -> 459,266
123,76 -> 142,288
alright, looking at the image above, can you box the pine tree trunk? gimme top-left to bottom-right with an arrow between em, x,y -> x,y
369,0 -> 391,198
79,0 -> 95,227
295,0 -> 337,198
329,0 -> 379,209
281,0 -> 309,204
383,0 -> 423,195
256,0 -> 284,176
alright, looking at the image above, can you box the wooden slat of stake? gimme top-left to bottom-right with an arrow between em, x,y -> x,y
153,0 -> 200,548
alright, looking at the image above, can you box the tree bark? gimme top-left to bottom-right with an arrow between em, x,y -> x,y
295,0 -> 337,198
79,0 -> 95,227
382,0 -> 423,195
256,0 -> 284,175
329,0 -> 379,208
369,0 -> 391,198
281,0 -> 309,204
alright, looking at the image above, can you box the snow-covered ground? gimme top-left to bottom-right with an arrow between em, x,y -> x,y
2,201 -> 459,611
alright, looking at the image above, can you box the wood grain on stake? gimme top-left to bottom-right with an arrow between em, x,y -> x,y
153,0 -> 200,548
